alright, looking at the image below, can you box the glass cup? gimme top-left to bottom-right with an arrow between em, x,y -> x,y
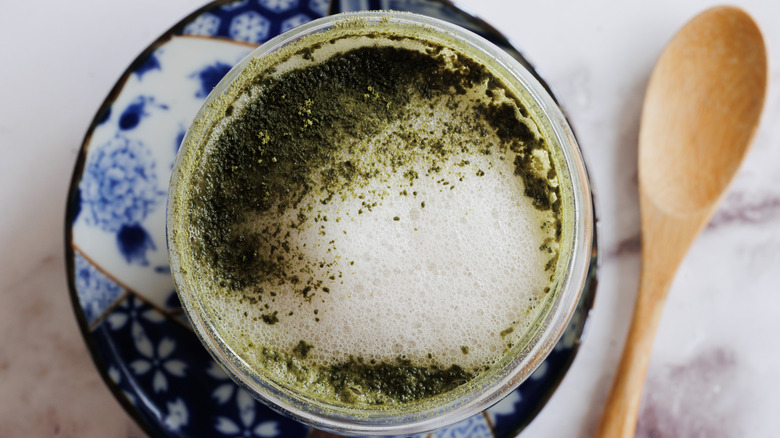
167,11 -> 594,436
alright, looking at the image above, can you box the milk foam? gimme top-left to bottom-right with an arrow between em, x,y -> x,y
208,153 -> 555,370
188,32 -> 561,385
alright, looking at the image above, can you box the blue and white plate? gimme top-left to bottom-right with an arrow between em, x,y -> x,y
65,1 -> 599,437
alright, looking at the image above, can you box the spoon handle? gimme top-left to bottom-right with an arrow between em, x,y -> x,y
593,269 -> 672,437
594,201 -> 702,437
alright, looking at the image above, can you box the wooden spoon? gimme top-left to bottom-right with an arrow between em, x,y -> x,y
595,6 -> 767,437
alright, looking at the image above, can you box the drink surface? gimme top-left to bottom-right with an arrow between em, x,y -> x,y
175,26 -> 564,406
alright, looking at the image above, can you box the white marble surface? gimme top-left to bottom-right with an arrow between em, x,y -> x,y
1,0 -> 779,436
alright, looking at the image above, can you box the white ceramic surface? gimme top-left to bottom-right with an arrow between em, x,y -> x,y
2,0 -> 779,437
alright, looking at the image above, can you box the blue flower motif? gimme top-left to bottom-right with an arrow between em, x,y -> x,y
80,136 -> 164,232
106,294 -> 166,332
80,136 -> 164,264
164,398 -> 189,431
215,390 -> 280,437
207,361 -> 242,405
75,252 -> 123,324
229,11 -> 271,43
182,12 -> 221,37
207,363 -> 281,437
129,334 -> 188,393
206,361 -> 251,406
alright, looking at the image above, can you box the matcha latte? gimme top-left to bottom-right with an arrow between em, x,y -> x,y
168,12 -> 592,434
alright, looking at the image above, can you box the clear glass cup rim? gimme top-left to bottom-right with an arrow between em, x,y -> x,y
167,10 -> 594,436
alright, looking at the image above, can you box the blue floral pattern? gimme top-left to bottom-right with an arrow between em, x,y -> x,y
207,362 -> 243,405
229,11 -> 271,43
67,1 -> 598,437
129,334 -> 188,393
74,252 -> 124,324
206,363 -> 305,437
177,0 -> 325,45
79,135 -> 163,264
182,13 -> 221,37
80,136 -> 162,232
164,398 -> 190,432
105,295 -> 163,331
91,294 -> 307,438
214,390 -> 278,437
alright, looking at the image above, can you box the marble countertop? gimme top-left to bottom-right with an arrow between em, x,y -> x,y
1,0 -> 778,436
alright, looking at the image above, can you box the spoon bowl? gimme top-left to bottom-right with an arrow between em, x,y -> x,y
595,6 -> 767,437
640,6 -> 767,214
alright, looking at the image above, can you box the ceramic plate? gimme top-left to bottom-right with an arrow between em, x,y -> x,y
65,1 -> 599,436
